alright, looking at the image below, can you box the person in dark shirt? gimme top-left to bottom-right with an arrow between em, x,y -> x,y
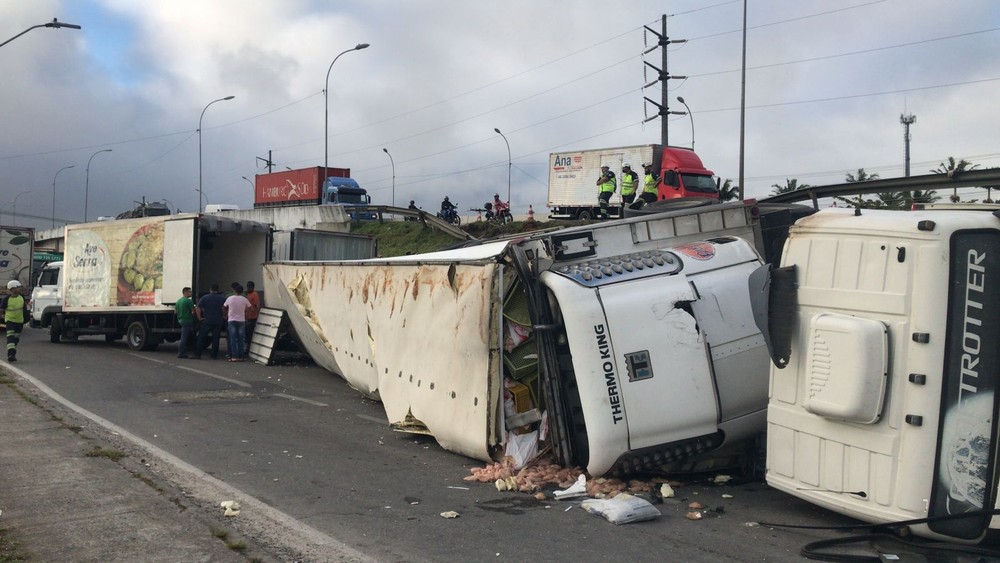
194,284 -> 226,359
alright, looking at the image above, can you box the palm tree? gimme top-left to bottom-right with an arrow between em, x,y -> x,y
770,178 -> 808,196
719,179 -> 740,202
845,169 -> 880,183
932,157 -> 979,202
837,168 -> 881,208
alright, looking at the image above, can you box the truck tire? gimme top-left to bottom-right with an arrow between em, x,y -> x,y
577,209 -> 593,221
623,197 -> 714,218
49,316 -> 62,343
126,320 -> 152,351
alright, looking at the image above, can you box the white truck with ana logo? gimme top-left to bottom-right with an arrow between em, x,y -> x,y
263,201 -> 781,476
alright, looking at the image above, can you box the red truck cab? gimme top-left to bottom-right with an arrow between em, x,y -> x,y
656,147 -> 720,201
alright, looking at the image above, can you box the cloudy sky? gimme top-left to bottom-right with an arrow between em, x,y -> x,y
2,0 -> 998,229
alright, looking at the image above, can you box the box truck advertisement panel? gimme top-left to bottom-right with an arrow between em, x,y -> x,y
254,167 -> 350,207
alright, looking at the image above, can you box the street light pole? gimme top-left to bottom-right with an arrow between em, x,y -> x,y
11,190 -> 30,225
676,96 -> 695,150
241,176 -> 254,191
52,165 -> 74,228
324,43 -> 369,188
198,95 -> 235,213
0,18 -> 81,49
382,148 -> 395,207
493,128 -> 511,204
85,149 -> 112,223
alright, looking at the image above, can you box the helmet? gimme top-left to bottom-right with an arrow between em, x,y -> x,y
494,193 -> 500,199
444,196 -> 450,201
409,200 -> 415,205
642,162 -> 652,168
6,280 -> 21,289
622,163 -> 631,169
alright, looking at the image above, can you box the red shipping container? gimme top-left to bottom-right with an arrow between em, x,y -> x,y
254,167 -> 350,208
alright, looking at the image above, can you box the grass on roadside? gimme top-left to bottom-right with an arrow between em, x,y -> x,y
0,527 -> 27,562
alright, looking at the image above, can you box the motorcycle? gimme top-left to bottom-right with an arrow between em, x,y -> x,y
484,201 -> 513,223
438,205 -> 461,225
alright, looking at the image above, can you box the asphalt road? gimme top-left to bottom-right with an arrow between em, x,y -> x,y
13,326 -> 862,562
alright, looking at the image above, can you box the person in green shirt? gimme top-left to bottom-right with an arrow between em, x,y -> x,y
175,287 -> 196,359
1,280 -> 29,363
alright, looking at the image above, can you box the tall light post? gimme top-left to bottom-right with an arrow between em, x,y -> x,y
324,43 -> 369,187
52,164 -> 74,228
10,190 -> 30,225
676,96 -> 695,150
493,128 -> 511,204
0,18 -> 81,49
85,149 -> 112,222
382,148 -> 395,207
241,175 -> 255,192
198,95 -> 235,213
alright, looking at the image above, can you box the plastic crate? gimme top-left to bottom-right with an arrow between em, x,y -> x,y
502,283 -> 532,327
504,337 -> 537,380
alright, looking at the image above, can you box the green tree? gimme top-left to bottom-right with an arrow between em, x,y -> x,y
932,157 -> 980,202
719,179 -> 740,202
770,178 -> 808,196
836,168 -> 882,208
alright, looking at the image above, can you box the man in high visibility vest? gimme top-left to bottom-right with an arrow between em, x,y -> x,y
640,163 -> 661,205
620,163 -> 638,212
596,165 -> 616,219
1,280 -> 29,362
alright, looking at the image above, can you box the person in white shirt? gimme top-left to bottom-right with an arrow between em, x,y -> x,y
223,284 -> 252,361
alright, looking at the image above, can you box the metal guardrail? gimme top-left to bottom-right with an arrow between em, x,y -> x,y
759,170 -> 1000,206
346,205 -> 474,240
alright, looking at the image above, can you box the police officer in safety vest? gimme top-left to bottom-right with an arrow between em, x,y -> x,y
1,280 -> 29,362
640,163 -> 660,205
620,163 -> 638,210
596,165 -> 616,219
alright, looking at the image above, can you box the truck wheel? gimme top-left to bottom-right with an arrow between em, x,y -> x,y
29,319 -> 38,329
126,320 -> 152,351
49,316 -> 62,343
623,197 -> 714,218
577,209 -> 593,221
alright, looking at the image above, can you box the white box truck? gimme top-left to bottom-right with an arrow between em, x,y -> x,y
31,214 -> 270,350
0,226 -> 34,294
547,144 -> 720,220
263,201 -> 779,476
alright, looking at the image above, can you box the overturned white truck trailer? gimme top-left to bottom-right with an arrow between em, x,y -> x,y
264,202 -> 781,476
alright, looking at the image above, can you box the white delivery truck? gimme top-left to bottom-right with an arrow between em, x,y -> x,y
264,200 -> 781,476
31,214 -> 270,350
0,225 -> 34,295
547,144 -> 719,220
754,191 -> 1000,542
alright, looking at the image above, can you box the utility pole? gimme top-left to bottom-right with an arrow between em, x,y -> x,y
643,15 -> 687,147
900,113 -> 916,177
256,150 -> 274,173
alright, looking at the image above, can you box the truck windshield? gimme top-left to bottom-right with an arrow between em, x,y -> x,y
333,192 -> 367,204
681,174 -> 719,194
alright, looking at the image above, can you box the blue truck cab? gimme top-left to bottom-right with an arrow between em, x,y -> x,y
325,177 -> 376,220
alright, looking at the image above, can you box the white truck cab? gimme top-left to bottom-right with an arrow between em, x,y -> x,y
758,206 -> 1000,543
29,261 -> 62,331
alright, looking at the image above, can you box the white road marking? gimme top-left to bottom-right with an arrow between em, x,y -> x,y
272,393 -> 328,407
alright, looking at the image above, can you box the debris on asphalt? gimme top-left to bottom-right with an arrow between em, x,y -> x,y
440,511 -> 460,519
581,494 -> 661,525
659,483 -> 675,499
553,474 -> 587,500
685,511 -> 703,521
688,501 -> 704,510
220,500 -> 241,516
713,474 -> 732,485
